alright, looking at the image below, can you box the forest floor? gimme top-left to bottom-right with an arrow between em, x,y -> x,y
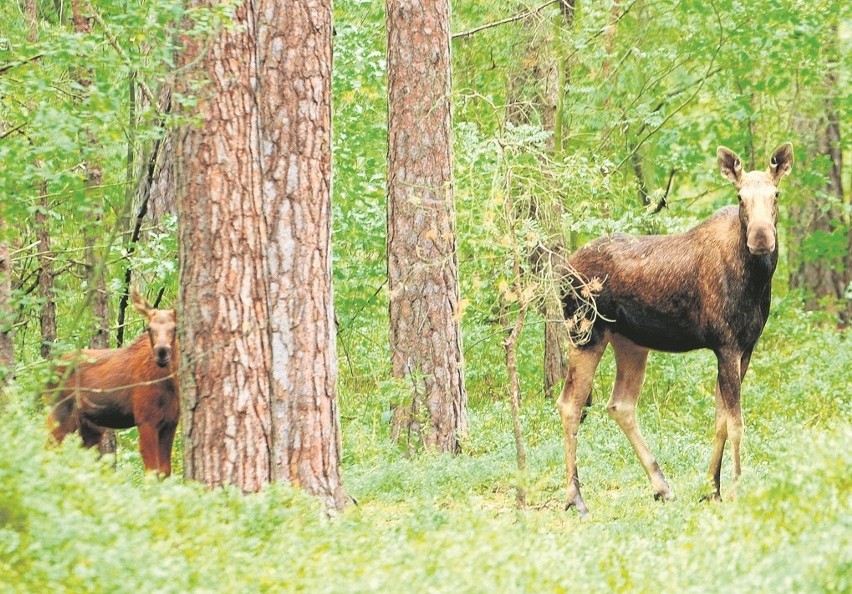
1,303 -> 849,593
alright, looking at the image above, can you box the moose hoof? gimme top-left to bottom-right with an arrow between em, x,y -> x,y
564,497 -> 590,519
653,490 -> 675,502
699,492 -> 721,503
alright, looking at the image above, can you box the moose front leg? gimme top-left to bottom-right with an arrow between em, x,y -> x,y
706,350 -> 743,500
137,422 -> 162,474
157,422 -> 177,477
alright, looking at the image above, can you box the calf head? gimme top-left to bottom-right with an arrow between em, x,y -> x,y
131,289 -> 177,369
717,143 -> 793,256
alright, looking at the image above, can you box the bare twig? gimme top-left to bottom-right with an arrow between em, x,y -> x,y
0,122 -> 27,140
651,169 -> 677,214
0,54 -> 44,76
452,0 -> 559,40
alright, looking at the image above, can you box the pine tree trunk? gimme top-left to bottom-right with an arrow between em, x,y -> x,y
386,0 -> 468,453
177,0 -> 275,492
257,1 -> 347,509
176,0 -> 347,509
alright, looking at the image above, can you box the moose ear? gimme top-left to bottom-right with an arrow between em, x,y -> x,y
768,143 -> 793,184
717,146 -> 743,187
130,289 -> 153,316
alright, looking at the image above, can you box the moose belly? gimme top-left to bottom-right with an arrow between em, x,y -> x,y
611,300 -> 708,353
83,401 -> 136,429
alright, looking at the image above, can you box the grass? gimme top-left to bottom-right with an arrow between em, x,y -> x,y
1,303 -> 849,593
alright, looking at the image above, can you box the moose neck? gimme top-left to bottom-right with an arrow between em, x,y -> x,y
737,206 -> 778,281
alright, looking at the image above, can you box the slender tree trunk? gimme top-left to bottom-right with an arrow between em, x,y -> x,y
177,0 -> 347,509
70,0 -> 114,453
600,0 -> 620,79
544,1 -> 576,399
35,181 -> 56,359
386,0 -> 468,453
118,88 -> 173,346
26,0 -> 57,362
789,25 -> 848,322
0,223 -> 13,388
501,306 -> 527,509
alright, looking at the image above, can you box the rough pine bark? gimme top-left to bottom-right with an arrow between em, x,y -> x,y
176,0 -> 273,492
176,0 -> 347,508
386,0 -> 468,452
257,1 -> 347,509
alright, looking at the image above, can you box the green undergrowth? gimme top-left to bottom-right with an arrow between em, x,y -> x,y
1,304 -> 849,593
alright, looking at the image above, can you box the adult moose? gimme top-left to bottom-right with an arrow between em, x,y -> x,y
558,143 -> 793,517
47,290 -> 179,476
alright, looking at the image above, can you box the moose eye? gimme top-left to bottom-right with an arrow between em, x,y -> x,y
775,191 -> 780,199
737,193 -> 743,203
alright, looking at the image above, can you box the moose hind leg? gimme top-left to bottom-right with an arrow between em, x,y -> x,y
79,417 -> 105,449
607,334 -> 673,501
557,338 -> 607,517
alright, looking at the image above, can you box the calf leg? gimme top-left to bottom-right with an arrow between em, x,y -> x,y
137,423 -> 161,474
78,417 -> 105,449
607,334 -> 673,501
48,408 -> 78,444
557,338 -> 607,517
157,423 -> 177,477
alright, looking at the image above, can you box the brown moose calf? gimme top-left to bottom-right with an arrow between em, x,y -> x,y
47,290 -> 179,476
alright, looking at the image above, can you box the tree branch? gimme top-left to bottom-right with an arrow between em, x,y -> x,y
83,2 -> 159,108
0,54 -> 43,76
452,0 -> 559,40
651,169 -> 676,214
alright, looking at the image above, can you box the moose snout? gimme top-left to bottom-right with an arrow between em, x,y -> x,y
747,224 -> 776,255
155,346 -> 171,367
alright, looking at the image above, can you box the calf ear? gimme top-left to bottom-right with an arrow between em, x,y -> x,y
717,146 -> 743,187
769,143 -> 793,183
130,288 -> 153,316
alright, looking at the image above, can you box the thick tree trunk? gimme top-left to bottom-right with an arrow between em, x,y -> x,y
177,0 -> 276,493
257,2 -> 347,508
386,0 -> 468,453
176,0 -> 347,509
